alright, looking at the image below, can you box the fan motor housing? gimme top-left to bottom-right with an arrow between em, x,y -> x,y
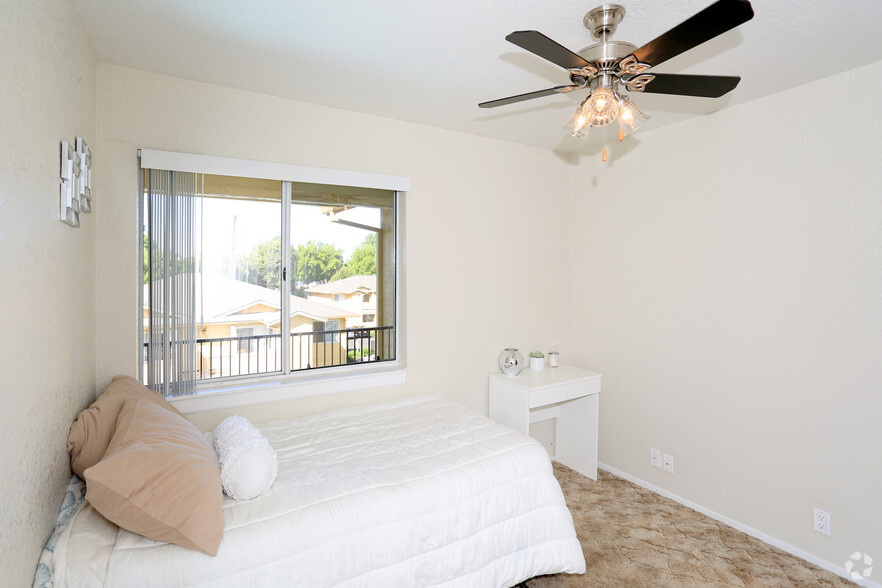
578,40 -> 637,65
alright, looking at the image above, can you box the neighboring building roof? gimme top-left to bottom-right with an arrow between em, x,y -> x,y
288,297 -> 359,319
306,275 -> 376,295
143,273 -> 359,326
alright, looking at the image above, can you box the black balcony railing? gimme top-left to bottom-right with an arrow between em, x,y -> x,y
290,326 -> 394,371
143,326 -> 394,382
199,333 -> 280,379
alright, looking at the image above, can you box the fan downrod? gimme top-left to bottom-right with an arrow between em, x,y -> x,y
579,4 -> 636,66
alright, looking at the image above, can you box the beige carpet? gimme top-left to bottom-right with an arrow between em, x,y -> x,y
527,464 -> 853,587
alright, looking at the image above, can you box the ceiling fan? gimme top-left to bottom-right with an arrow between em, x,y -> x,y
479,0 -> 754,156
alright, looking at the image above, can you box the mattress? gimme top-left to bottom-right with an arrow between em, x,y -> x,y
40,394 -> 585,587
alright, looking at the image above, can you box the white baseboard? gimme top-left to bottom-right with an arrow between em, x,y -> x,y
597,462 -> 880,588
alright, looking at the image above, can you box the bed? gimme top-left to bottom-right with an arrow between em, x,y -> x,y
38,392 -> 585,587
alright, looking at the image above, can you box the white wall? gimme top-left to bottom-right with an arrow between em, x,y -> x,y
94,64 -> 572,424
569,60 -> 882,572
0,0 -> 97,584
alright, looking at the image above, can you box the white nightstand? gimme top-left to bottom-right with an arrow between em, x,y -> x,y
489,365 -> 601,480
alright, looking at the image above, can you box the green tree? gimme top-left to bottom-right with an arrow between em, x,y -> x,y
332,234 -> 377,280
238,236 -> 279,290
295,240 -> 344,285
236,236 -> 298,291
143,233 -> 196,283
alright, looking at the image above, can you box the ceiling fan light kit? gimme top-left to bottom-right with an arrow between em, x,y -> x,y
617,96 -> 650,134
479,0 -> 755,159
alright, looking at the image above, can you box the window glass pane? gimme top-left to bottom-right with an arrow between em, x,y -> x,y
144,174 -> 284,382
199,177 -> 283,380
288,184 -> 395,371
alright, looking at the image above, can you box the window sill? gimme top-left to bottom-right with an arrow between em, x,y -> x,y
168,367 -> 406,415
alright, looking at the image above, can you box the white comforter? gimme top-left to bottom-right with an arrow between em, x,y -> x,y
49,394 -> 585,587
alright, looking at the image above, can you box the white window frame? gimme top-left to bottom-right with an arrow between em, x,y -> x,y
138,150 -> 409,412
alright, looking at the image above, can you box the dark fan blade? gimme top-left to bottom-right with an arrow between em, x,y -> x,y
479,85 -> 581,109
638,73 -> 741,97
631,0 -> 754,69
505,31 -> 592,70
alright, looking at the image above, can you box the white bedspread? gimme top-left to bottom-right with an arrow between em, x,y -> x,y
48,394 -> 585,587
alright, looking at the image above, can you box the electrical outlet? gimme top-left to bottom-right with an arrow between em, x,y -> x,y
650,448 -> 661,468
663,453 -> 674,474
813,508 -> 831,536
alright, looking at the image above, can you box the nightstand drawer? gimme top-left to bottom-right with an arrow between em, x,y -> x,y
529,378 -> 600,409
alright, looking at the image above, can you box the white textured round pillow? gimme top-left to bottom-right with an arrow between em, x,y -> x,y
212,416 -> 278,501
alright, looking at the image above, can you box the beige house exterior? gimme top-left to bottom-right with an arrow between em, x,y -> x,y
305,275 -> 378,326
143,273 -> 365,379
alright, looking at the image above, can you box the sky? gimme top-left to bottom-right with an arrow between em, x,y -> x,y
197,199 -> 378,277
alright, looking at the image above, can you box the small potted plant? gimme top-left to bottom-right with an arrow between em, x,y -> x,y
529,351 -> 545,371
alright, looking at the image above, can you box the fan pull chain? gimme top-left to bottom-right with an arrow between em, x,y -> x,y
618,127 -> 624,141
602,125 -> 608,162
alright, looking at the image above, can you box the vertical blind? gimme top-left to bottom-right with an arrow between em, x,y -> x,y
145,169 -> 198,397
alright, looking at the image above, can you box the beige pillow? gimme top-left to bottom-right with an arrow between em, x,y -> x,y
84,398 -> 224,556
67,375 -> 185,478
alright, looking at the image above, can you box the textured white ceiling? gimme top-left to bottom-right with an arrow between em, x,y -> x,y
72,0 -> 882,154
